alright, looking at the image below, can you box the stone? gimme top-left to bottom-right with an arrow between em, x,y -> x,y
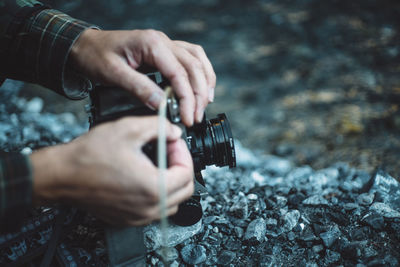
312,245 -> 324,253
229,192 -> 249,219
357,193 -> 375,206
287,231 -> 296,241
325,249 -> 341,264
262,155 -> 292,176
370,202 -> 400,219
302,195 -> 329,206
288,192 -> 306,206
244,218 -> 267,244
274,195 -> 288,208
180,244 -> 207,265
281,210 -> 300,232
343,203 -> 359,211
25,97 -> 43,113
265,218 -> 278,228
319,225 -> 341,248
361,213 -> 385,230
217,250 -> 236,265
155,247 -> 179,262
224,238 -> 241,251
234,227 -> 244,238
368,170 -> 400,208
144,220 -> 202,251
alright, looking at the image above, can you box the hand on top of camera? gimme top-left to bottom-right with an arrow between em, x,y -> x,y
31,116 -> 194,226
70,29 -> 216,126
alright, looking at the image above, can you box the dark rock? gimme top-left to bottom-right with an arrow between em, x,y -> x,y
203,216 -> 217,224
281,210 -> 300,232
361,212 -> 385,230
229,192 -> 249,219
265,218 -> 278,228
287,231 -> 296,241
154,247 -> 179,262
357,193 -> 375,206
328,210 -> 349,226
349,227 -> 371,241
319,225 -> 341,248
217,250 -> 236,265
274,195 -> 288,208
325,249 -> 341,264
234,227 -> 244,238
368,170 -> 400,208
369,202 -> 400,219
312,245 -> 324,253
388,222 -> 400,239
244,218 -> 267,244
363,246 -> 378,259
288,192 -> 306,206
224,238 -> 241,251
302,195 -> 329,206
312,223 -> 326,235
180,244 -> 207,265
343,203 -> 359,211
341,241 -> 362,259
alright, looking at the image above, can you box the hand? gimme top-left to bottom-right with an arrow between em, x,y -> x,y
70,29 -> 216,126
31,116 -> 194,226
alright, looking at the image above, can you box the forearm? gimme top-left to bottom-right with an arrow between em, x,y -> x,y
0,0 -> 97,99
0,152 -> 33,231
30,144 -> 73,206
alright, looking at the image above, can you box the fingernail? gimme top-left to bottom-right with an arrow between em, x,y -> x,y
146,91 -> 164,110
196,107 -> 204,123
208,88 -> 214,102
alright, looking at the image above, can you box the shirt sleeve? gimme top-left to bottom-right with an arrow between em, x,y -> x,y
0,0 -> 99,99
0,153 -> 32,231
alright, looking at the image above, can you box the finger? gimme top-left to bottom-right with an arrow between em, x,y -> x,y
165,139 -> 194,195
103,56 -> 165,110
166,178 -> 194,208
174,46 -> 208,123
175,41 -> 216,102
116,116 -> 182,145
147,42 -> 195,126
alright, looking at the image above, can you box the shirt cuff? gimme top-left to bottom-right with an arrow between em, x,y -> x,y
26,9 -> 98,99
0,153 -> 32,230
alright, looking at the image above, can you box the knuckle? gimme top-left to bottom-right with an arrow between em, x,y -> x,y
170,67 -> 188,83
146,187 -> 160,204
143,208 -> 156,219
192,44 -> 205,55
144,29 -> 163,43
191,59 -> 202,71
106,59 -> 123,77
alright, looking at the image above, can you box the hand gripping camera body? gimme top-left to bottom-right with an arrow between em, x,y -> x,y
88,70 -> 236,266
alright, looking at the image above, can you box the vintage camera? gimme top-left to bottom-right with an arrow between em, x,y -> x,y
88,71 -> 236,226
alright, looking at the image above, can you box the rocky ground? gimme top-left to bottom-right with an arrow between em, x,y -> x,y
1,0 -> 400,266
1,80 -> 400,266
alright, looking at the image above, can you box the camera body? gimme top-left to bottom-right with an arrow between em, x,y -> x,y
88,71 -> 236,226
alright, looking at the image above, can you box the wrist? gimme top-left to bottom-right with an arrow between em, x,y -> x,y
69,28 -> 100,73
31,144 -> 74,206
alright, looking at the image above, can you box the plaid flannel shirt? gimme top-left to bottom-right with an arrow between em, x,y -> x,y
0,0 -> 96,228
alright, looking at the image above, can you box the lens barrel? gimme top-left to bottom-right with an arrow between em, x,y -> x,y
186,113 -> 236,172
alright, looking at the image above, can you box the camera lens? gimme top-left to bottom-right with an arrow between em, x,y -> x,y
186,113 -> 236,172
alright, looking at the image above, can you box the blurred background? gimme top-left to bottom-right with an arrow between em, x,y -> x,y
22,0 -> 400,176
